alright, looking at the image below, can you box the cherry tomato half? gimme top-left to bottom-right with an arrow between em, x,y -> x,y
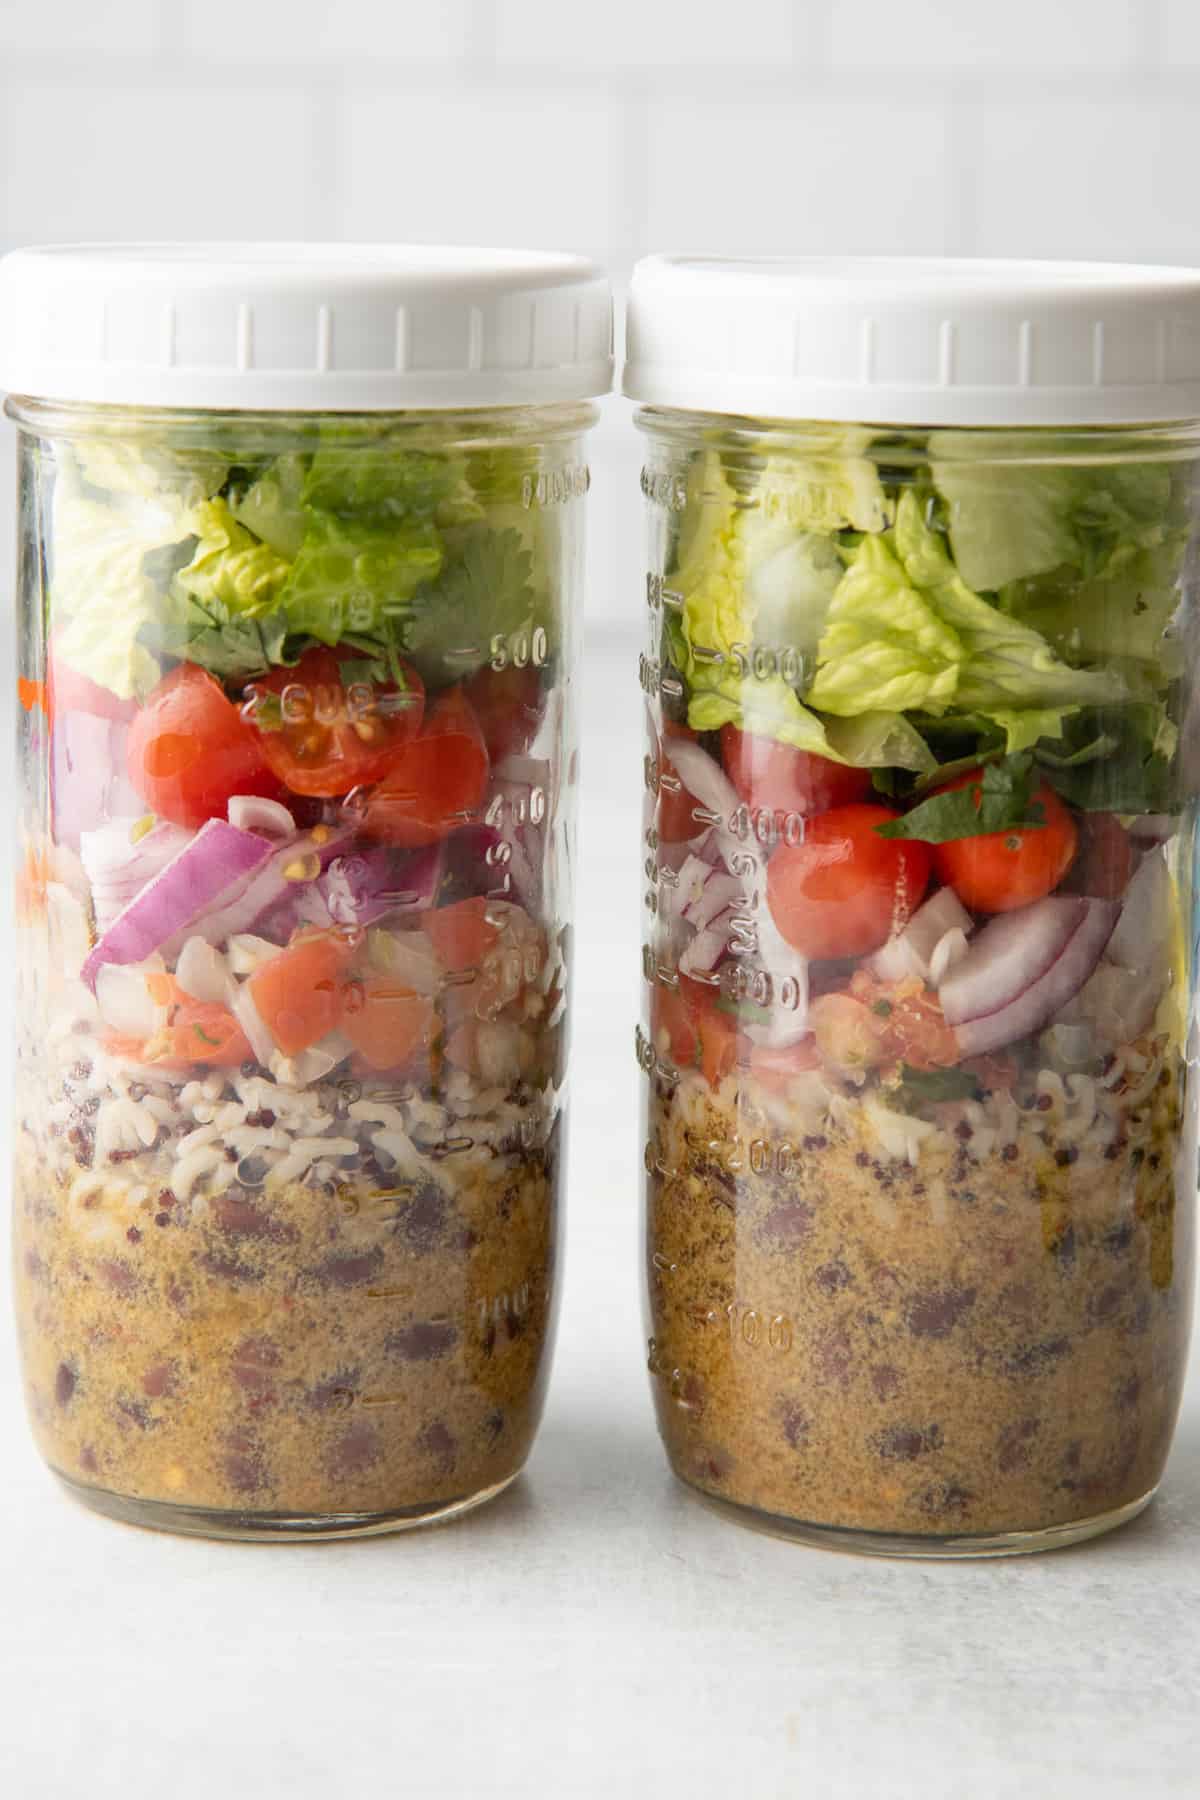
127,664 -> 284,829
930,770 -> 1078,913
364,686 -> 490,849
243,646 -> 425,799
720,725 -> 871,819
766,804 -> 932,960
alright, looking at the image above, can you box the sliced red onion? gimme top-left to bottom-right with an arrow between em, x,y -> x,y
228,795 -> 296,838
928,927 -> 969,987
81,821 -> 276,992
80,817 -> 194,933
1062,961 -> 1162,1048
673,857 -> 742,933
1126,813 -> 1175,845
174,936 -> 229,1005
870,887 -> 974,984
944,897 -> 1119,1057
1107,851 -> 1172,972
661,737 -> 740,839
95,963 -> 160,1039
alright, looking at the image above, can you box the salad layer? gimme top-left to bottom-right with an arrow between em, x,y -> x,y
14,413 -> 581,1525
640,418 -> 1198,1541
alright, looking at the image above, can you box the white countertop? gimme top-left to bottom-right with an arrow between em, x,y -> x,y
2,627 -> 1199,1799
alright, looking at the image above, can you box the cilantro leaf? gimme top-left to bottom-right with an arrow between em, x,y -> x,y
402,525 -> 537,685
895,1064 -> 983,1106
876,753 -> 1047,843
158,595 -> 290,684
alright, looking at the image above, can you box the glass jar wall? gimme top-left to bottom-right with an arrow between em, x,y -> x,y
2,241 -> 610,1539
636,403 -> 1200,1555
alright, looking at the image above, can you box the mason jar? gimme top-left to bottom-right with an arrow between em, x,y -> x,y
625,255 -> 1200,1555
2,244 -> 611,1539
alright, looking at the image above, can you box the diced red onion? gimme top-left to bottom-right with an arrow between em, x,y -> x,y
679,909 -> 735,975
295,844 -> 445,931
943,897 -> 1118,1057
227,795 -> 296,838
174,936 -> 229,1005
95,963 -> 160,1039
81,821 -> 276,991
869,886 -> 974,984
230,983 -> 277,1065
175,825 -> 353,953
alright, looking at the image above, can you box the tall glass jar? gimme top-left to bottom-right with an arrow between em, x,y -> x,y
2,245 -> 611,1539
626,256 -> 1200,1555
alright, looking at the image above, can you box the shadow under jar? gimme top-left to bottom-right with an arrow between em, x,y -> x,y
626,255 -> 1200,1555
2,243 -> 610,1539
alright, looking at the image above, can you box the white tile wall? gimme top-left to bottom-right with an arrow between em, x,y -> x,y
0,0 -> 1198,623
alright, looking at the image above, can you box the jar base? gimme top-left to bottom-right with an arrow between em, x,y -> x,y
51,1467 -> 521,1542
679,1477 -> 1157,1559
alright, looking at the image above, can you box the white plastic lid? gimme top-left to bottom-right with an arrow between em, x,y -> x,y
623,255 -> 1200,427
0,243 -> 613,412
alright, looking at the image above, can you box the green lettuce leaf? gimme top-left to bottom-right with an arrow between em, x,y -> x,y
892,489 -> 1126,743
997,541 -> 1186,682
277,511 -> 444,645
231,454 -> 309,557
50,476 -> 195,700
931,438 -> 1181,592
162,598 -> 291,685
806,533 -> 965,717
669,451 -> 837,758
173,499 -> 290,615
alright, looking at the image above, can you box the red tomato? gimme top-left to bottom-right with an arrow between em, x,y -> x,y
142,974 -> 252,1069
340,980 -> 435,1073
49,646 -> 138,724
846,971 -> 960,1070
930,770 -> 1078,913
652,975 -> 741,1087
766,805 -> 931,959
720,725 -> 871,819
127,664 -> 284,829
656,722 -> 705,843
363,687 -> 489,849
420,896 -> 501,972
463,665 -> 543,763
247,931 -> 358,1056
243,646 -> 424,799
1064,811 -> 1133,901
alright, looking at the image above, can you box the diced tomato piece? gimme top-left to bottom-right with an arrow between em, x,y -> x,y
340,980 -> 435,1073
247,932 -> 357,1056
420,896 -> 502,973
141,973 -> 252,1068
846,970 -> 961,1071
651,974 -> 741,1087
